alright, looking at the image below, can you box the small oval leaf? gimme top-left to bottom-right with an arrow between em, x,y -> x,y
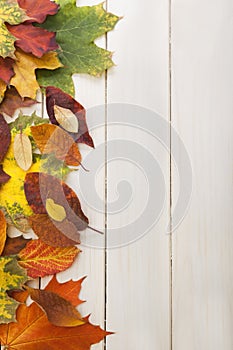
46,198 -> 66,222
14,133 -> 32,171
54,105 -> 79,133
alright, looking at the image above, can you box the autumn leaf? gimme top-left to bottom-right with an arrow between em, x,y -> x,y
0,0 -> 28,58
0,210 -> 6,256
9,112 -> 48,131
18,0 -> 59,24
2,236 -> 30,256
0,57 -> 14,84
24,172 -> 89,231
31,123 -> 82,166
46,86 -> 94,147
0,88 -> 36,118
29,214 -> 80,247
0,256 -> 27,324
38,3 -> 120,95
46,198 -> 66,222
7,23 -> 58,58
54,105 -> 79,133
10,49 -> 63,99
0,80 -> 7,103
13,132 -> 32,171
0,115 -> 11,163
0,165 -> 11,185
26,286 -> 85,327
0,277 -> 111,348
18,239 -> 80,278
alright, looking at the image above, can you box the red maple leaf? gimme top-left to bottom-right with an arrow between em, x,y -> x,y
17,0 -> 59,24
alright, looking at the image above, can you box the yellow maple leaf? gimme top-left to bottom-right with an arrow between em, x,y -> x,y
10,50 -> 63,99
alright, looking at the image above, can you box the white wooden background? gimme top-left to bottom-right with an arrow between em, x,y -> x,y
23,0 -> 233,349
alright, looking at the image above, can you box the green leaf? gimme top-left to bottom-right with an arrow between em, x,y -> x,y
38,3 -> 120,95
0,0 -> 28,58
0,256 -> 27,323
9,112 -> 49,132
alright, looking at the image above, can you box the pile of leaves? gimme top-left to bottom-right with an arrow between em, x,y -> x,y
0,0 -> 119,349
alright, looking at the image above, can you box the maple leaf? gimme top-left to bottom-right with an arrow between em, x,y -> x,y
31,123 -> 82,166
18,0 -> 59,24
38,3 -> 120,95
18,239 -> 80,278
24,172 -> 89,231
7,23 -> 58,58
0,58 -> 14,84
0,88 -> 36,118
0,277 -> 111,348
46,86 -> 94,147
0,256 -> 27,324
10,49 -> 63,99
0,115 -> 11,163
0,0 -> 28,58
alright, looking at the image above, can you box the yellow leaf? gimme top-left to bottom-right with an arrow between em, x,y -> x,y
13,133 -> 32,171
54,105 -> 79,133
46,198 -> 66,222
0,79 -> 7,103
0,211 -> 6,256
10,50 -> 63,99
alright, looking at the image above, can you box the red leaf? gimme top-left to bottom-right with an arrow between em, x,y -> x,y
7,24 -> 58,58
0,114 -> 11,163
2,236 -> 30,256
0,58 -> 14,84
18,0 -> 59,24
24,172 -> 89,231
0,87 -> 36,117
19,239 -> 80,278
0,165 -> 11,184
46,86 -> 94,148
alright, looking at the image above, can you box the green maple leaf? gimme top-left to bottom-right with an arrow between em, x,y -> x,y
0,0 -> 27,58
0,256 -> 27,324
38,2 -> 120,95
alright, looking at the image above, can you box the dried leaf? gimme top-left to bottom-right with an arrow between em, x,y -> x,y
31,123 -> 82,166
0,277 -> 111,348
0,211 -> 6,256
0,57 -> 14,84
24,172 -> 89,231
0,114 -> 11,163
0,165 -> 11,185
18,0 -> 59,24
7,23 -> 58,58
46,86 -> 94,147
2,236 -> 30,256
46,198 -> 66,222
0,0 -> 28,58
29,214 -> 80,247
0,88 -> 36,118
27,286 -> 85,327
10,49 -> 63,99
0,256 -> 27,324
18,239 -> 80,278
13,133 -> 32,171
9,112 -> 47,131
0,79 -> 7,103
54,105 -> 79,133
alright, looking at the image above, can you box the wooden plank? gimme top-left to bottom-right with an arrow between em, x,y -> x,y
106,0 -> 170,349
172,1 -> 233,349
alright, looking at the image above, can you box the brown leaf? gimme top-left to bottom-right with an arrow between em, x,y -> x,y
0,87 -> 36,117
0,114 -> 11,162
0,57 -> 14,84
18,239 -> 80,278
31,123 -> 82,166
27,287 -> 85,327
29,214 -> 80,247
2,236 -> 30,256
46,86 -> 94,147
18,0 -> 59,24
0,211 -> 7,255
13,132 -> 33,171
24,172 -> 89,231
0,165 -> 11,184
